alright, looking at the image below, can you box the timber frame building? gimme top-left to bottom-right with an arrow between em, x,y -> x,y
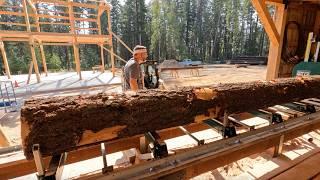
0,0 -> 132,83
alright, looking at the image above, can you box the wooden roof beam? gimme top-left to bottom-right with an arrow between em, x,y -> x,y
32,0 -> 110,10
265,0 -> 284,5
26,0 -> 37,11
251,0 -> 280,46
0,11 -> 25,16
265,0 -> 283,4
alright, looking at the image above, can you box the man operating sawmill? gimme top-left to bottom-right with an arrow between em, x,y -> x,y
123,45 -> 148,91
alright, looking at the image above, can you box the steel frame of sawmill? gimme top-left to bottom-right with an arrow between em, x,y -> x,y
0,0 -> 131,83
1,0 -> 320,179
1,98 -> 320,179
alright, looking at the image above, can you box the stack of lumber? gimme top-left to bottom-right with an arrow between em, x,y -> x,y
226,56 -> 267,65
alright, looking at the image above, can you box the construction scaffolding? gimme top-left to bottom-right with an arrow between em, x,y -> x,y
0,0 -> 128,83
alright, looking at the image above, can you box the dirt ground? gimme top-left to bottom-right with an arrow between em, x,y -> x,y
2,65 -> 320,179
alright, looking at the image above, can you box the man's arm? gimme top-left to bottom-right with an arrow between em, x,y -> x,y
129,78 -> 139,91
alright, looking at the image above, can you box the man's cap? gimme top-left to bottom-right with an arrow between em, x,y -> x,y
133,45 -> 147,55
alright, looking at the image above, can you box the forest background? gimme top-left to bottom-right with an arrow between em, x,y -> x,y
0,0 -> 268,74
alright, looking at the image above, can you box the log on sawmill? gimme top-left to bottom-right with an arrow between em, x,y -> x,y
21,77 -> 320,159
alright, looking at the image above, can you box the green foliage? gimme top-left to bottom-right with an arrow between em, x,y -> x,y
6,43 -> 30,74
46,54 -> 62,71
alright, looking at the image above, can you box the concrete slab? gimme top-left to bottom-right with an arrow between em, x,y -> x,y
0,70 -> 122,96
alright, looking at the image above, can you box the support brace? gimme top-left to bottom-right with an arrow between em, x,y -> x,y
144,132 -> 168,159
32,144 -> 66,179
101,143 -> 113,174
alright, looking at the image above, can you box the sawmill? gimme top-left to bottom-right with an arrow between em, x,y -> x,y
0,0 -> 320,179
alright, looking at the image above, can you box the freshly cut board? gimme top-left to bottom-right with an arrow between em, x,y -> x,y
21,77 -> 320,159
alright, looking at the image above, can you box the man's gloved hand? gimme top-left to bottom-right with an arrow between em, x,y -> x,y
193,88 -> 216,100
125,90 -> 138,97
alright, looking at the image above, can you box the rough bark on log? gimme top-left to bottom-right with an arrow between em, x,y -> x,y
21,77 -> 320,159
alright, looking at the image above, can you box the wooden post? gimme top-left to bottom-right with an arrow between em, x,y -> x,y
27,62 -> 33,84
97,7 -> 105,73
73,44 -> 82,80
27,0 -> 48,77
223,111 -> 229,127
273,134 -> 284,157
39,44 -> 48,76
22,0 -> 31,32
29,40 -> 41,83
23,0 -> 40,83
68,0 -> 81,80
112,32 -> 133,54
106,9 -> 115,76
26,0 -> 39,31
68,1 -> 75,33
315,42 -> 320,62
100,45 -> 105,72
265,4 -> 287,80
250,0 -> 280,46
0,40 -> 11,79
304,32 -> 313,62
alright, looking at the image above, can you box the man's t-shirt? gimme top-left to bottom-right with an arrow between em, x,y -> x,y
123,58 -> 143,91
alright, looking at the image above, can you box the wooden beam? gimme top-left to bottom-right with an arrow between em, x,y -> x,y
26,61 -> 33,84
0,11 -> 25,16
106,9 -> 115,76
90,111 -> 320,179
0,122 -> 207,179
68,0 -> 81,80
29,39 -> 41,83
29,1 -> 46,77
0,126 -> 10,147
26,0 -> 37,11
32,0 -> 107,9
102,46 -> 127,63
37,22 -> 70,25
74,27 -> 99,31
73,12 -> 97,16
304,32 -> 313,62
0,5 -> 22,9
0,33 -> 110,44
111,32 -> 133,54
0,38 -> 29,42
100,45 -> 105,72
73,44 -> 82,80
23,0 -> 40,83
26,0 -> 41,32
29,13 -> 69,20
0,22 -> 36,27
35,42 -> 73,46
265,4 -> 287,80
0,40 -> 11,79
74,17 -> 97,22
22,0 -> 32,32
271,153 -> 320,179
37,9 -> 69,15
264,0 -> 283,4
97,7 -> 105,73
251,0 -> 280,46
67,1 -> 75,33
39,43 -> 48,76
